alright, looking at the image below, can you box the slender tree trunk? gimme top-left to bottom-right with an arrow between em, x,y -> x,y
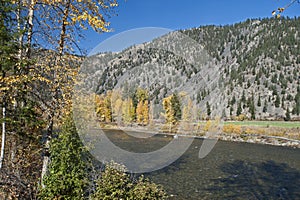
58,0 -> 70,56
0,103 -> 6,169
13,3 -> 24,176
41,0 -> 71,186
25,0 -> 35,59
41,117 -> 52,187
16,1 -> 24,60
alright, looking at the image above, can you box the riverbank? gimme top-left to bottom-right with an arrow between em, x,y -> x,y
99,122 -> 300,148
217,133 -> 300,148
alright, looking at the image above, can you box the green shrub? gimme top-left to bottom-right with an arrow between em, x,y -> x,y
92,162 -> 168,200
39,114 -> 88,199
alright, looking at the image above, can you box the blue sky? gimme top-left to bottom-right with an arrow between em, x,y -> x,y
82,0 -> 300,55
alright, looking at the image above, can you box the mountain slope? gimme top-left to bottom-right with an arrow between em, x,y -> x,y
81,17 -> 300,121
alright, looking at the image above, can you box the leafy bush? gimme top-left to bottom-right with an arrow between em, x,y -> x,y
92,162 -> 168,200
223,124 -> 242,134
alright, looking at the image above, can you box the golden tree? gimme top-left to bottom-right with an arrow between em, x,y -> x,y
136,101 -> 149,125
163,95 -> 176,125
95,91 -> 112,123
136,88 -> 149,125
122,98 -> 135,125
162,93 -> 181,125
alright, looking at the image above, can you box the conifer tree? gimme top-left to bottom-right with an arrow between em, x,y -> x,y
275,95 -> 281,108
241,90 -> 246,103
285,107 -> 291,121
257,95 -> 261,107
206,101 -> 211,118
39,114 -> 88,199
236,101 -> 242,116
263,100 -> 268,113
172,93 -> 182,121
293,88 -> 300,115
249,94 -> 255,120
230,106 -> 233,117
281,96 -> 285,108
231,95 -> 236,106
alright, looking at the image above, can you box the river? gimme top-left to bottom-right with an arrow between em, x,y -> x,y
101,129 -> 300,199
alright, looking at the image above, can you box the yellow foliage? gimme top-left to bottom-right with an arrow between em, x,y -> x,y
245,127 -> 266,135
136,101 -> 149,125
122,98 -> 135,124
162,95 -> 176,125
236,114 -> 247,121
135,88 -> 149,125
95,92 -> 112,123
203,120 -> 211,132
202,118 -> 221,133
278,7 -> 285,13
68,0 -> 117,32
223,124 -> 242,134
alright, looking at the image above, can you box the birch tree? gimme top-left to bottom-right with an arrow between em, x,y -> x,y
0,0 -> 119,197
0,1 -> 43,198
22,0 -> 119,185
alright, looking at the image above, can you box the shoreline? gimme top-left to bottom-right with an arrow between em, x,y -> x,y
217,133 -> 300,148
101,125 -> 300,148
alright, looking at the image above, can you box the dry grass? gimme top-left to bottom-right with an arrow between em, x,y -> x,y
222,123 -> 300,140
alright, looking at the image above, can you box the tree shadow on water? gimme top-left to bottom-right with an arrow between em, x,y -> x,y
206,160 -> 300,200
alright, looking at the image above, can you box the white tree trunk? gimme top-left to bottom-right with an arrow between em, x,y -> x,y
25,0 -> 35,58
41,119 -> 52,188
0,104 -> 6,169
40,139 -> 50,187
16,2 -> 24,59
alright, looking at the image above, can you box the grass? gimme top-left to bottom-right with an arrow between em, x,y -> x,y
224,121 -> 300,128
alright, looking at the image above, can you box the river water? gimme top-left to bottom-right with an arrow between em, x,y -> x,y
102,129 -> 300,199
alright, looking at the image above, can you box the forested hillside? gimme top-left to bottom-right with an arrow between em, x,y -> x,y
184,17 -> 300,120
86,17 -> 300,121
